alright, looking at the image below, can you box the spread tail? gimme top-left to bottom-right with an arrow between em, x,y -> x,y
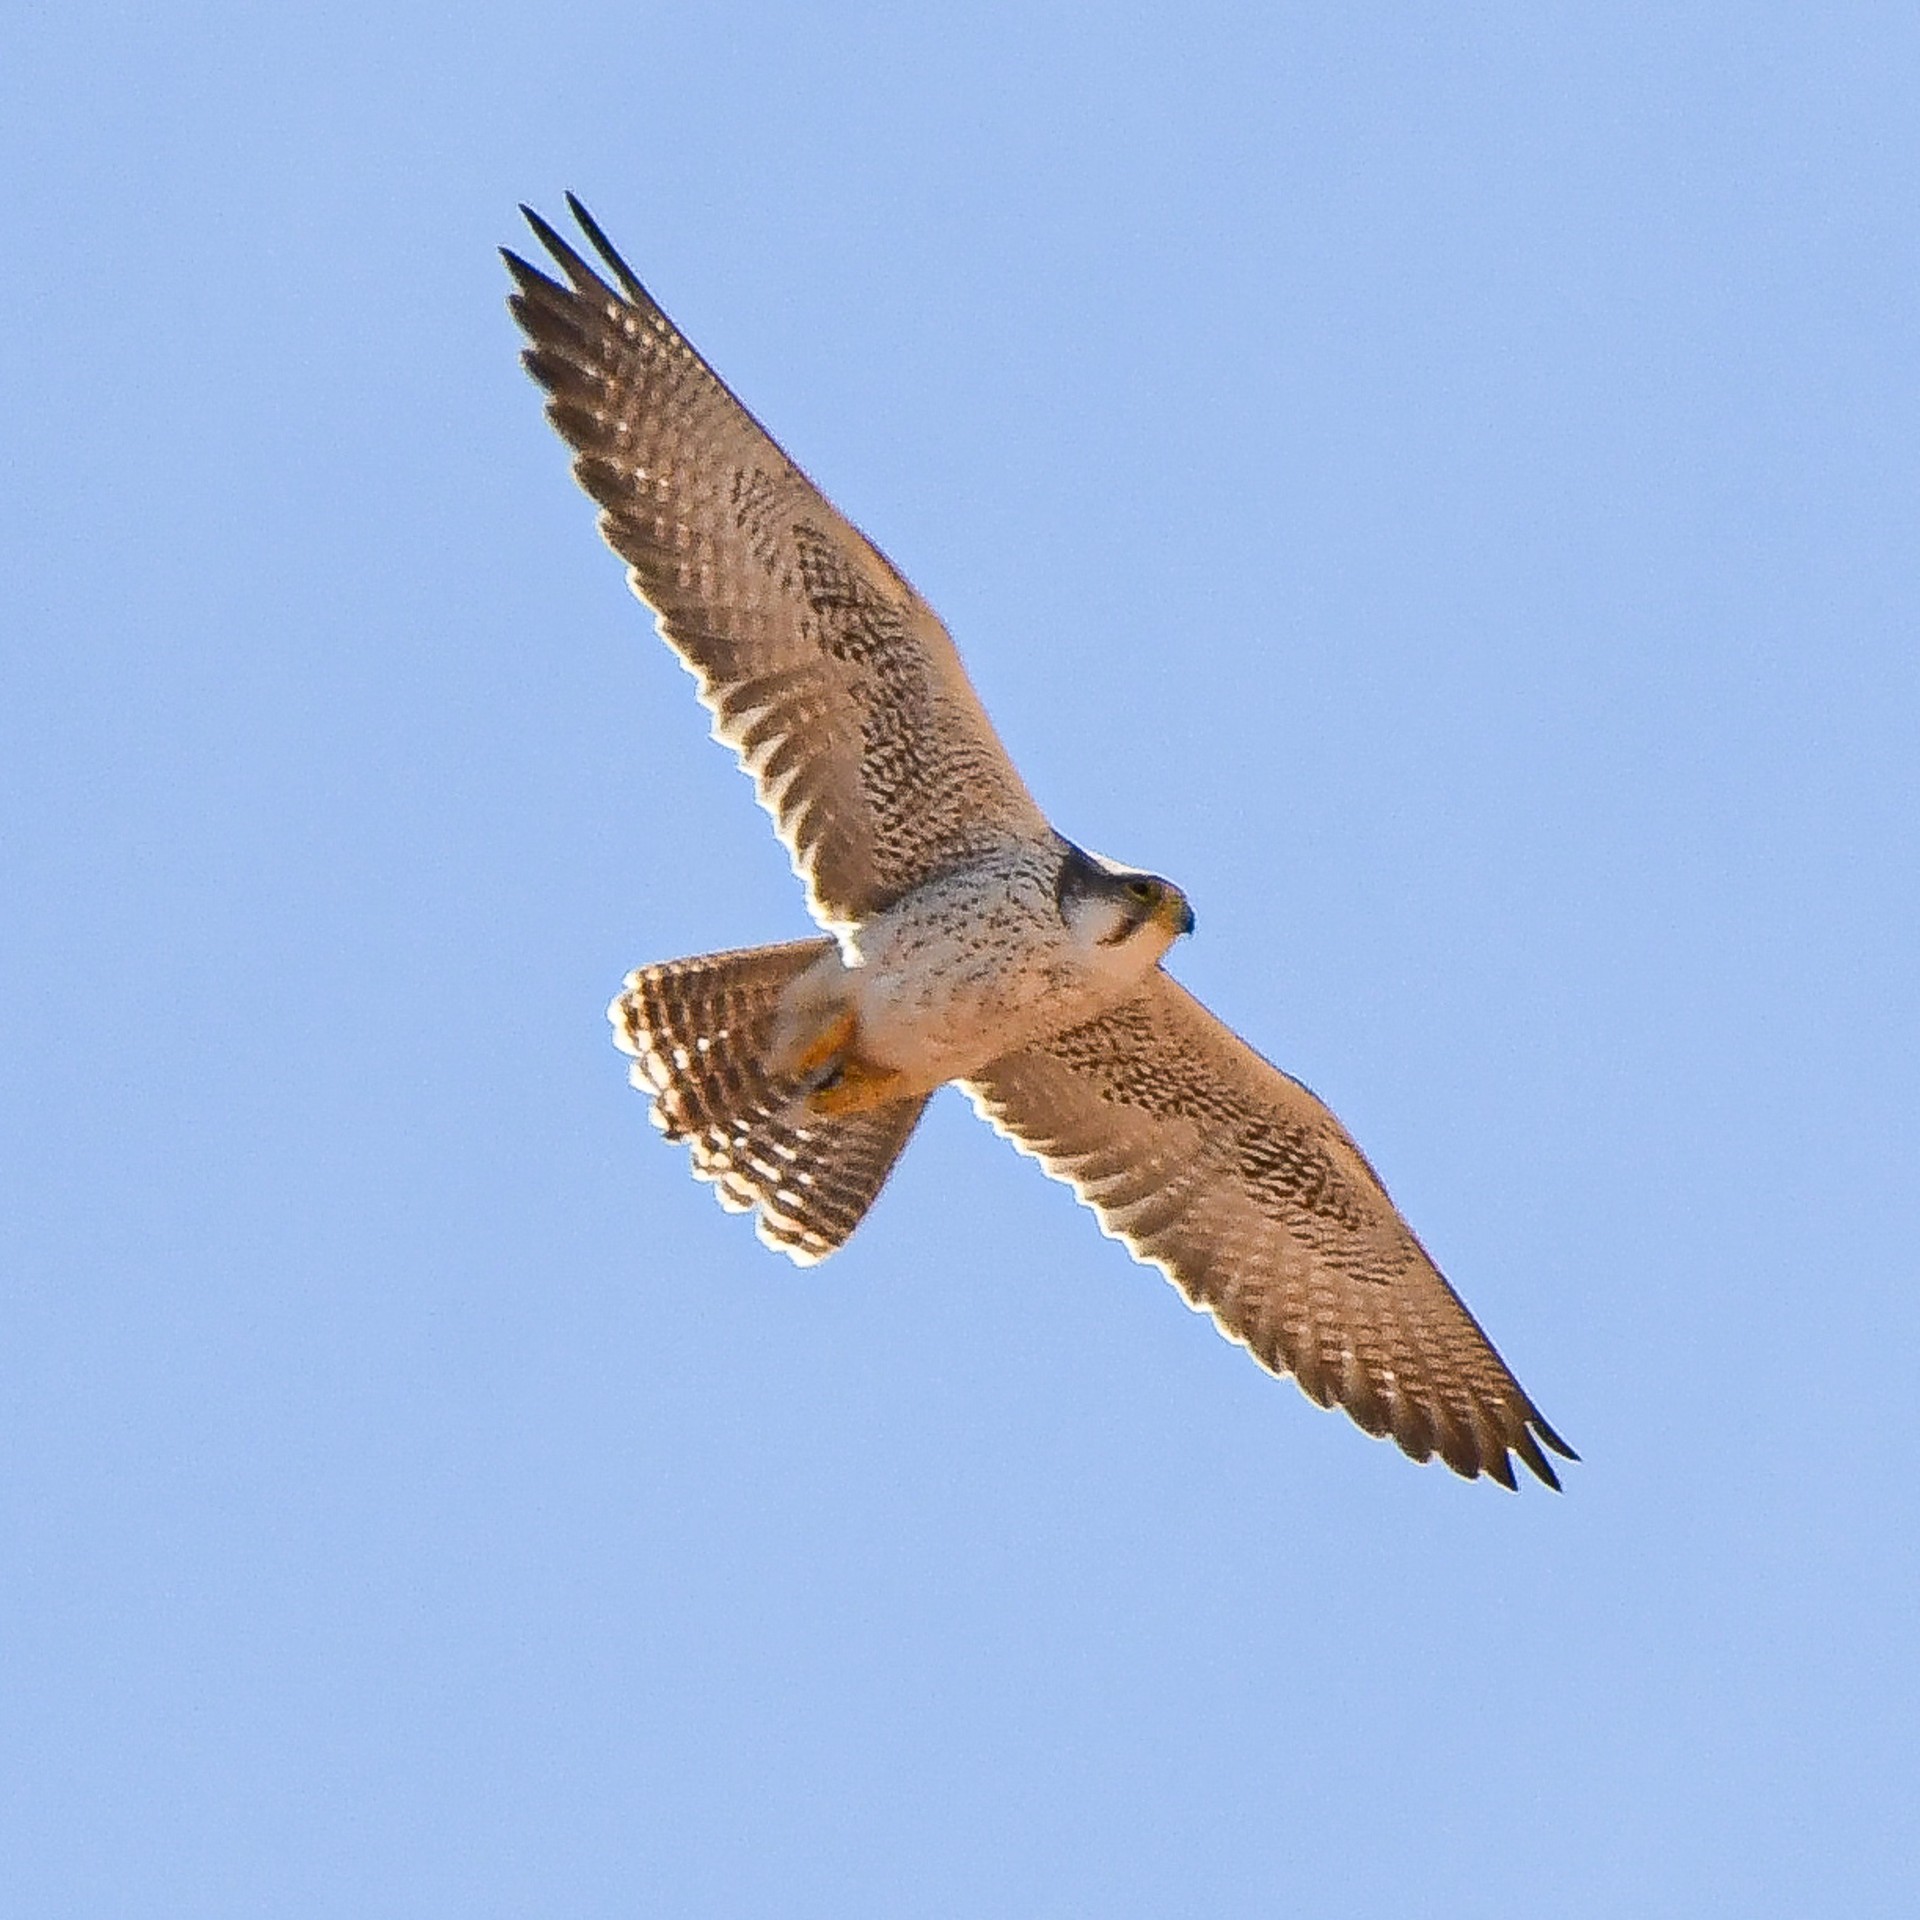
610,939 -> 929,1263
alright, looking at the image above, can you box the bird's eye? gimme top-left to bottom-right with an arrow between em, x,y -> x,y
1126,879 -> 1155,901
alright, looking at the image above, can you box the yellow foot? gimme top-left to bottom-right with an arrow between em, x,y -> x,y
776,1005 -> 858,1082
804,1054 -> 909,1117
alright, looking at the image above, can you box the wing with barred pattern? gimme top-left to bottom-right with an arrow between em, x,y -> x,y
506,199 -> 1048,929
965,971 -> 1576,1488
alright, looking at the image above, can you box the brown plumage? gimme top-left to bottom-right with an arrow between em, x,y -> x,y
966,975 -> 1571,1488
507,198 -> 1576,1489
503,200 -> 1046,931
612,941 -> 930,1264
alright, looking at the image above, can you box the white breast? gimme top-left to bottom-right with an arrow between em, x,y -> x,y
840,845 -> 1167,1089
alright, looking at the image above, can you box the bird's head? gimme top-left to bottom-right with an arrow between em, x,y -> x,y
1056,843 -> 1196,963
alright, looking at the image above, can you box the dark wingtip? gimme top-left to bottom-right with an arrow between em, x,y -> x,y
500,245 -> 545,291
510,197 -> 650,309
518,201 -> 574,266
1534,1414 -> 1579,1463
563,191 -> 648,302
1516,1420 -> 1567,1490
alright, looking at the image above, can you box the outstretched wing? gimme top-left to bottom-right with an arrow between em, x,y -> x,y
965,972 -> 1576,1488
505,197 -> 1049,929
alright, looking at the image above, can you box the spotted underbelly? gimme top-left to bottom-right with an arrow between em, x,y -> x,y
851,949 -> 1109,1089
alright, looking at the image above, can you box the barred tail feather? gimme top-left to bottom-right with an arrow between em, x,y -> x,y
610,940 -> 928,1263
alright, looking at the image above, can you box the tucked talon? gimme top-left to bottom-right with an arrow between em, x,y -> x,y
804,1054 -> 908,1117
775,1003 -> 859,1083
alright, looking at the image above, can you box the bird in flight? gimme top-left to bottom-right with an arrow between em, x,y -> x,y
505,197 -> 1575,1489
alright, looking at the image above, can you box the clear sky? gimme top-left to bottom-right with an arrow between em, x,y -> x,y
4,4 -> 1915,1915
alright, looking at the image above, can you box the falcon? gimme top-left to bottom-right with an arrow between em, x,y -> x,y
505,197 -> 1576,1489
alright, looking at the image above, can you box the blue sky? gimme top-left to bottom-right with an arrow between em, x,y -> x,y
4,3 -> 1915,1914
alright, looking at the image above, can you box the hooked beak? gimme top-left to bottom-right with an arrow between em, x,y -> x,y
1156,886 -> 1196,938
